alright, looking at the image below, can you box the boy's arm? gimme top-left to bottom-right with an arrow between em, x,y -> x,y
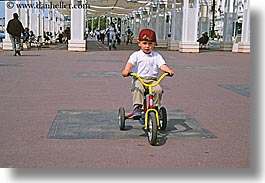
160,64 -> 174,76
122,62 -> 133,77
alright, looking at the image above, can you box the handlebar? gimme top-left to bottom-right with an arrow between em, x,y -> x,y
129,72 -> 169,88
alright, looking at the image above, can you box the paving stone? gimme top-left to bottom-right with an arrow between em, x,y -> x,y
72,71 -> 121,78
170,65 -> 223,70
218,84 -> 249,97
47,110 -> 217,140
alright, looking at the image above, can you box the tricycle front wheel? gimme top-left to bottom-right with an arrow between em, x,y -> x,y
147,111 -> 158,145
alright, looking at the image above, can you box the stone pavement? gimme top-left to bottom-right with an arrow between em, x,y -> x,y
0,39 -> 250,168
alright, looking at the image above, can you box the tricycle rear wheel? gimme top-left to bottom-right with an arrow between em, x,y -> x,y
159,107 -> 167,130
118,107 -> 125,130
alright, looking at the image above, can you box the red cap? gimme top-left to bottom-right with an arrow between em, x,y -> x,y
138,29 -> 157,42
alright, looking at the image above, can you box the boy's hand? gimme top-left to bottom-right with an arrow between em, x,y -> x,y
167,69 -> 174,77
160,64 -> 174,77
122,69 -> 130,77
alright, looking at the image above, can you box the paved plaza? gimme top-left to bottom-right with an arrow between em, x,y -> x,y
0,40 -> 250,168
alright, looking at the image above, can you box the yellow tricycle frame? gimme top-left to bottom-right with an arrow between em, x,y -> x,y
129,72 -> 169,128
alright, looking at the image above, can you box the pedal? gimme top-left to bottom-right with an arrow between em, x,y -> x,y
132,115 -> 141,120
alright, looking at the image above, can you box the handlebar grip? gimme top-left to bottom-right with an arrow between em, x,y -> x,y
165,72 -> 171,77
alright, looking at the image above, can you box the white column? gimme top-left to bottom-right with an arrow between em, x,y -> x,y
220,0 -> 234,51
155,3 -> 167,48
150,4 -> 156,31
133,13 -> 137,37
148,5 -> 153,29
198,4 -> 210,37
29,0 -> 34,32
60,13 -> 64,31
36,0 -> 41,37
41,0 -> 45,38
52,9 -> 56,39
179,0 -> 199,53
163,5 -> 167,40
135,13 -> 140,37
155,1 -> 160,34
25,0 -> 30,28
139,11 -> 143,30
238,0 -> 250,53
141,9 -> 148,29
91,16 -> 94,33
168,0 -> 179,50
47,9 -> 51,33
97,16 -> 101,29
19,1 -> 28,29
68,0 -> 86,51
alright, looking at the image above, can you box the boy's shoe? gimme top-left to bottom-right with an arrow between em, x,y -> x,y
138,119 -> 144,125
132,106 -> 142,120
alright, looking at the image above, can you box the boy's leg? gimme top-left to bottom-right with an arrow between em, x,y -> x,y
131,79 -> 145,118
132,79 -> 163,107
152,83 -> 163,107
131,79 -> 145,106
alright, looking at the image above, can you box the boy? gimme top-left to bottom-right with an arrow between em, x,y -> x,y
122,29 -> 174,118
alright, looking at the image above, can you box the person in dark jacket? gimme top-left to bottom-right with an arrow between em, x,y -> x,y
197,32 -> 209,45
6,13 -> 24,56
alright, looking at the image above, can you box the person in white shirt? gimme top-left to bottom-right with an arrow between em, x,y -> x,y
106,22 -> 117,50
122,29 -> 174,117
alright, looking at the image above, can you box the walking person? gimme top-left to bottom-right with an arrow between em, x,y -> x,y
125,26 -> 133,45
57,27 -> 63,44
6,13 -> 24,56
105,22 -> 117,50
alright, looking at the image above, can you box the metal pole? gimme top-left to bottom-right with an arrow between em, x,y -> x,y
211,0 -> 215,38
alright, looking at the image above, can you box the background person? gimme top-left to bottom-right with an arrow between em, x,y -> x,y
125,26 -> 133,45
105,22 -> 117,50
6,13 -> 24,56
197,32 -> 209,45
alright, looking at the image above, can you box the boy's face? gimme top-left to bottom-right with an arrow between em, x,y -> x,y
137,40 -> 156,54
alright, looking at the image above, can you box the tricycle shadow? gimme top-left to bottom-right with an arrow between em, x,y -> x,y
157,118 -> 192,146
124,118 -> 192,146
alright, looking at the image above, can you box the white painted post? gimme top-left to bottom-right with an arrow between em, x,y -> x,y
68,0 -> 86,51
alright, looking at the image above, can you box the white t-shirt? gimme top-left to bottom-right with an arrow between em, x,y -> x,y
128,50 -> 166,78
108,26 -> 116,38
108,26 -> 115,33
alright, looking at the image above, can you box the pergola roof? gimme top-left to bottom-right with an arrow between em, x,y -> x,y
51,0 -> 153,17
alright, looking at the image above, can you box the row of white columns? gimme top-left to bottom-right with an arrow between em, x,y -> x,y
3,0 -> 250,53
120,0 -> 250,53
3,0 -> 64,50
